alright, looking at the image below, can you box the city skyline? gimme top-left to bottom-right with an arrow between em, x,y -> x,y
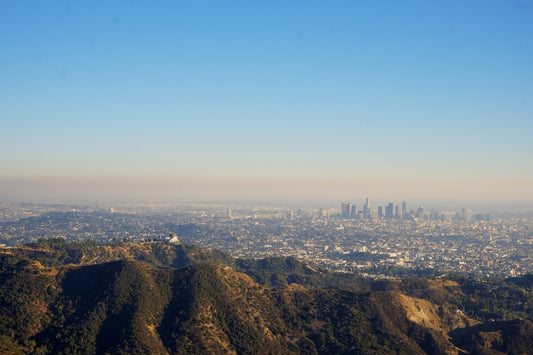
1,1 -> 532,205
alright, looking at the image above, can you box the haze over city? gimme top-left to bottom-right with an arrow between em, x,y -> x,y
1,1 -> 532,206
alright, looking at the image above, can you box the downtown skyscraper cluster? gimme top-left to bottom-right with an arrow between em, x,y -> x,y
341,199 -> 412,220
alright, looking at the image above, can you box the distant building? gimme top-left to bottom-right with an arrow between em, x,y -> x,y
341,202 -> 353,218
167,233 -> 180,244
350,204 -> 357,218
415,206 -> 424,219
385,203 -> 394,219
341,202 -> 349,218
363,198 -> 370,219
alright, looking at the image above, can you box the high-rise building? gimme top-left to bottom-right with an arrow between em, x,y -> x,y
363,198 -> 370,219
402,201 -> 407,218
341,202 -> 347,217
377,206 -> 383,219
350,204 -> 356,218
395,205 -> 399,219
416,206 -> 424,219
385,203 -> 394,219
341,202 -> 351,218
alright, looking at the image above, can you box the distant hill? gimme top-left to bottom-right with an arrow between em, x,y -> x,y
1,240 -> 532,354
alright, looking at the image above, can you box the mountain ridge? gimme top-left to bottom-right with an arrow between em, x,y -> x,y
1,240 -> 532,354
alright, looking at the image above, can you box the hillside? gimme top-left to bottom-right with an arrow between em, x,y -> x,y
10,238 -> 363,289
1,241 -> 532,354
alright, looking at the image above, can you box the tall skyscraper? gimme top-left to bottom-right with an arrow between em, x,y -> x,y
377,206 -> 383,219
350,204 -> 356,218
363,198 -> 370,219
341,202 -> 351,218
402,201 -> 407,219
385,203 -> 394,219
395,205 -> 399,219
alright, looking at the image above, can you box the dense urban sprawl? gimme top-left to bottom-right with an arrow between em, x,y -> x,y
0,201 -> 531,278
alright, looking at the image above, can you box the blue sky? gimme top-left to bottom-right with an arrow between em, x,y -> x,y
1,1 -> 532,204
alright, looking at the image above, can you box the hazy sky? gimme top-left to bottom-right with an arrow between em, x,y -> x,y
1,1 -> 532,205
